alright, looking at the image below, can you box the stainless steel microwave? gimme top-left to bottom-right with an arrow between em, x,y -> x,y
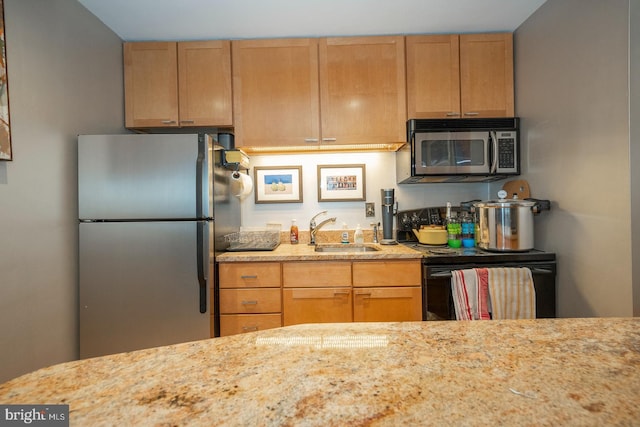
397,118 -> 520,183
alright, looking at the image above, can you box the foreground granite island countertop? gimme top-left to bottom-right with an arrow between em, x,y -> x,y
1,319 -> 639,426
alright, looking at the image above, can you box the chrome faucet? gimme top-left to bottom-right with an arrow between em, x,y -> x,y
370,222 -> 380,244
309,211 -> 336,245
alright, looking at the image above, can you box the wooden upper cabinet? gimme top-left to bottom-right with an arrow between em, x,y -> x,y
406,35 -> 461,119
319,36 -> 407,144
177,41 -> 233,127
406,33 -> 514,119
124,42 -> 179,128
459,33 -> 514,118
232,38 -> 320,147
124,41 -> 232,128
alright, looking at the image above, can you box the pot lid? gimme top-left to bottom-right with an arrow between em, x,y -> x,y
473,190 -> 536,208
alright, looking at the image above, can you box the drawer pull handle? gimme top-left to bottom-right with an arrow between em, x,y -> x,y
355,292 -> 372,298
445,112 -> 460,117
240,275 -> 258,279
161,120 -> 176,124
241,300 -> 258,305
463,112 -> 479,116
242,325 -> 259,332
333,291 -> 350,296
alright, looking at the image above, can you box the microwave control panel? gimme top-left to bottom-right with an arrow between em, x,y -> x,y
494,131 -> 518,173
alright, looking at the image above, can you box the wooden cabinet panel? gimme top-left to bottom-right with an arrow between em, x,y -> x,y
124,41 -> 232,129
406,35 -> 460,118
282,261 -> 351,288
219,262 -> 281,288
283,288 -> 352,326
178,41 -> 233,126
219,289 -> 281,314
319,36 -> 406,144
124,42 -> 179,128
353,287 -> 422,322
232,38 -> 320,147
220,314 -> 282,336
460,33 -> 514,118
406,33 -> 514,119
352,260 -> 421,287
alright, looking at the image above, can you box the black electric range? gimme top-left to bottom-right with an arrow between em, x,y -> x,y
396,207 -> 557,320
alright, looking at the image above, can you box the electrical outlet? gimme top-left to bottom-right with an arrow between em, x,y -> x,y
365,202 -> 375,217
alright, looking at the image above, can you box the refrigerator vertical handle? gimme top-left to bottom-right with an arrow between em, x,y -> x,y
195,135 -> 210,219
197,221 -> 209,314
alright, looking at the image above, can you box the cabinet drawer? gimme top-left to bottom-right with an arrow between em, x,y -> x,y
283,287 -> 352,325
283,262 -> 351,287
219,314 -> 282,336
353,260 -> 421,287
353,286 -> 422,322
219,262 -> 281,288
219,288 -> 281,314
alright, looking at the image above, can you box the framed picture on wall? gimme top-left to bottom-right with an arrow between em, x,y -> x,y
0,0 -> 12,161
254,166 -> 303,204
317,164 -> 366,202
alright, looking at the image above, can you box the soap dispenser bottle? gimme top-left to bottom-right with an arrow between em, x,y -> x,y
354,224 -> 364,245
341,223 -> 349,244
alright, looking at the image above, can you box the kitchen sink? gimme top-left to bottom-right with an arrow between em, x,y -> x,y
314,244 -> 380,253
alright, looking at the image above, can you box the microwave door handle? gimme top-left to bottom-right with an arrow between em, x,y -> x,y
490,131 -> 498,174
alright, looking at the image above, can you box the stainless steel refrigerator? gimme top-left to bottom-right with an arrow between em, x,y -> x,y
78,133 -> 240,358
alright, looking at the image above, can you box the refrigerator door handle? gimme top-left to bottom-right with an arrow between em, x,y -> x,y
196,135 -> 210,219
197,221 -> 209,314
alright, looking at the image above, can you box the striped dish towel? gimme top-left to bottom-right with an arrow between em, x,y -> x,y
451,269 -> 490,320
486,267 -> 536,319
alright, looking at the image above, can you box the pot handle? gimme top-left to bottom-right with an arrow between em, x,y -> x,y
525,198 -> 551,214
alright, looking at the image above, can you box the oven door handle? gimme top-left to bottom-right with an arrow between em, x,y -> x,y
429,267 -> 553,279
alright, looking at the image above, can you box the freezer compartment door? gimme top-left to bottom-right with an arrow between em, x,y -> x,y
78,134 -> 212,220
79,221 -> 212,358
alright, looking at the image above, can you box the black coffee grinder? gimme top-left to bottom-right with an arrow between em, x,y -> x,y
380,188 -> 398,245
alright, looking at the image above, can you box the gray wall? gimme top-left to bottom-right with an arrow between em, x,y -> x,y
631,0 -> 640,316
514,0 -> 634,317
0,0 -> 124,382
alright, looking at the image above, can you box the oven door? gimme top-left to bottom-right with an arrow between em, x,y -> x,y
423,261 -> 556,320
414,131 -> 490,175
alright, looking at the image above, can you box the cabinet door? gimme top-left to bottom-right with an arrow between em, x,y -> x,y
124,42 -> 179,128
459,33 -> 514,118
178,41 -> 233,127
220,314 -> 282,336
353,287 -> 422,322
319,36 -> 406,144
406,35 -> 461,119
283,288 -> 352,326
232,38 -> 320,147
352,260 -> 422,287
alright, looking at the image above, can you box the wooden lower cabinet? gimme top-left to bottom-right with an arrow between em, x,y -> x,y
283,288 -> 352,325
218,262 -> 283,336
220,314 -> 282,336
353,287 -> 422,322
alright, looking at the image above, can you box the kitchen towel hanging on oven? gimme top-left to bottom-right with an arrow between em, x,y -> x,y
451,269 -> 490,320
451,267 -> 535,320
485,267 -> 536,319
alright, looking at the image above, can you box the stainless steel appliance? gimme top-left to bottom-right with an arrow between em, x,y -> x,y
397,118 -> 520,183
397,207 -> 556,320
78,133 -> 241,358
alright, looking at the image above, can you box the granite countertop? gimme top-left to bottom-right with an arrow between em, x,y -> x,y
217,240 -> 423,262
1,318 -> 639,426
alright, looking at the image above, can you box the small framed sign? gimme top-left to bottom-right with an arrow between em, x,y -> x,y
254,166 -> 303,204
317,164 -> 366,202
